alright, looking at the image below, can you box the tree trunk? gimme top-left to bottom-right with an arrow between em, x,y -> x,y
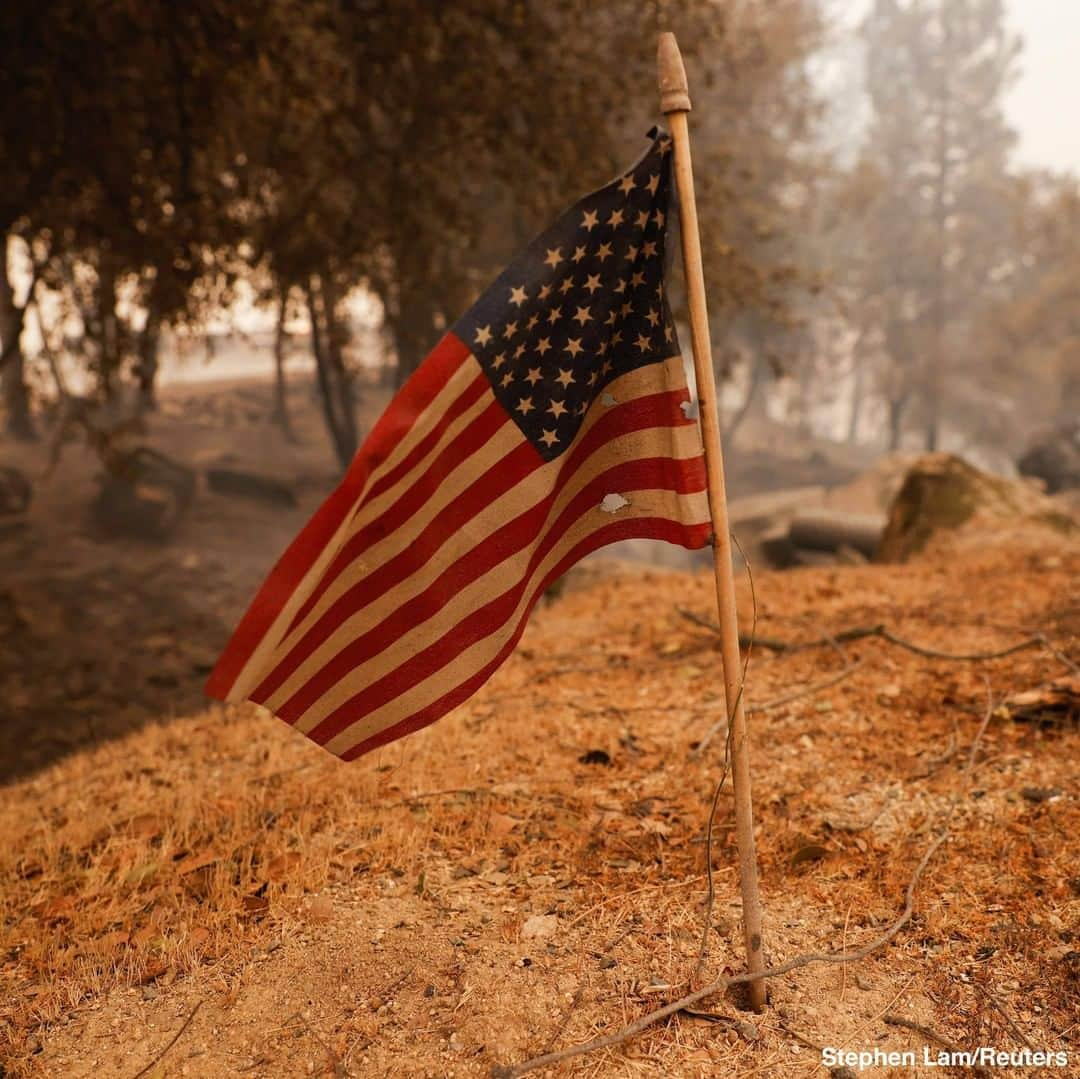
136,308 -> 161,412
847,348 -> 865,445
92,258 -> 121,401
270,289 -> 296,441
307,275 -> 358,471
723,353 -> 765,444
391,288 -> 438,389
887,393 -> 907,452
0,237 -> 36,440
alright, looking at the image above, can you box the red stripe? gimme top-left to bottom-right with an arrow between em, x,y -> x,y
283,394 -> 511,638
337,515 -> 711,760
255,389 -> 697,705
363,373 -> 491,505
270,451 -> 704,723
296,454 -> 706,743
206,332 -> 471,699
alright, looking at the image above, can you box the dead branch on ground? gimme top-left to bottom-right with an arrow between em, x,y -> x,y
492,831 -> 948,1078
130,1000 -> 204,1079
676,609 -> 1047,662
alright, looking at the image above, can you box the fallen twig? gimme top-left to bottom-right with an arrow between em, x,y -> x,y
492,830 -> 947,1078
130,1000 -> 204,1079
883,1013 -> 991,1078
693,660 -> 863,759
986,992 -> 1035,1050
675,609 -> 1047,663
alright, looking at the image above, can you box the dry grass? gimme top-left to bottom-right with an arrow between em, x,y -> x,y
2,534 -> 1078,1076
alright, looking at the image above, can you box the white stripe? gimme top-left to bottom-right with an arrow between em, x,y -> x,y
268,422 -> 706,719
226,354 -> 482,700
319,487 -> 708,755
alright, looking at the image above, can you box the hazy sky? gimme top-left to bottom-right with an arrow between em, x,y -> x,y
831,1 -> 1079,175
1004,0 -> 1080,173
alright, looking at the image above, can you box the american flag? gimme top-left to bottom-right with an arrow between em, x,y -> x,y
206,129 -> 711,760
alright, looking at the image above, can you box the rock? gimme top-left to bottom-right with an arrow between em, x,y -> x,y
0,466 -> 32,516
1018,423 -> 1080,493
91,447 -> 196,541
521,914 -> 558,940
205,467 -> 297,507
876,453 -> 1076,562
788,510 -> 884,559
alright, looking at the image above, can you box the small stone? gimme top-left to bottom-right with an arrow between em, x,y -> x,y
308,896 -> 334,923
830,1068 -> 858,1079
521,914 -> 558,940
855,973 -> 873,991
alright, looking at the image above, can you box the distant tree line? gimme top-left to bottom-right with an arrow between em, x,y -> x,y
1,0 -> 1075,468
0,0 -> 822,467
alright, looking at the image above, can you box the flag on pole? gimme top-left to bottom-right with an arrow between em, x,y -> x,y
206,129 -> 710,760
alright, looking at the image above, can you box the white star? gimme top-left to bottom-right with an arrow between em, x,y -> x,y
573,305 -> 592,326
572,245 -> 587,263
548,400 -> 567,418
514,343 -> 526,359
516,397 -> 535,415
492,352 -> 507,369
608,208 -> 625,227
525,313 -> 539,331
596,242 -> 613,262
559,275 -> 575,294
659,137 -> 672,155
539,429 -> 559,448
475,325 -> 492,346
509,285 -> 528,306
555,368 -> 575,387
635,333 -> 651,352
536,337 -> 552,356
564,339 -> 583,358
501,371 -> 514,387
539,283 -> 552,300
642,241 -> 658,258
582,209 -> 599,231
664,324 -> 674,341
584,274 -> 601,294
614,278 -> 627,294
625,244 -> 639,262
503,321 -> 519,339
652,208 -> 665,228
547,307 -> 563,325
618,175 -> 635,195
646,307 -> 660,327
544,247 -> 563,268
635,209 -> 650,229
525,367 -> 542,385
630,272 -> 645,288
646,173 -> 660,195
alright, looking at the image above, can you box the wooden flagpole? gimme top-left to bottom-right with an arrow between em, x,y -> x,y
658,30 -> 767,1012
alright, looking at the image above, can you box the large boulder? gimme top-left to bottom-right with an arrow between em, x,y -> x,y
876,453 -> 1076,563
1018,423 -> 1080,493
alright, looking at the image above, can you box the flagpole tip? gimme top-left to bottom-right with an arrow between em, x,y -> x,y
657,32 -> 691,114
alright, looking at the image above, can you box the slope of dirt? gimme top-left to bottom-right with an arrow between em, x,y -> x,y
2,528 -> 1077,1077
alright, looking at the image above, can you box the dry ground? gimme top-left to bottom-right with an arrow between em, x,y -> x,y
2,523 -> 1077,1077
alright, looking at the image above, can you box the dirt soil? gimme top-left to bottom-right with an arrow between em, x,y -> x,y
1,377 -> 1078,1078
